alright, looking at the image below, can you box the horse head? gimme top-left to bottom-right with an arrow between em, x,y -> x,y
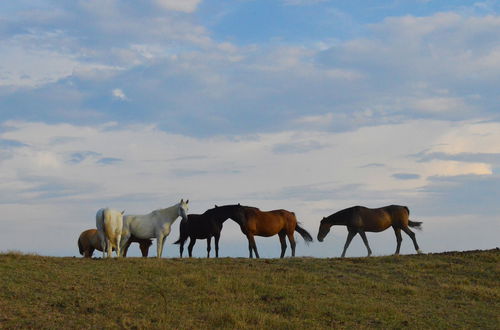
317,217 -> 331,242
179,199 -> 189,221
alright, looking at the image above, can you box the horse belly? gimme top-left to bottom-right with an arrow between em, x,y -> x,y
364,218 -> 392,232
255,222 -> 282,237
129,221 -> 155,239
90,233 -> 102,250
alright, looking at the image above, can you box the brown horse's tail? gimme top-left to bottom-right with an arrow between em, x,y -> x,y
295,223 -> 313,244
78,237 -> 84,255
409,220 -> 423,230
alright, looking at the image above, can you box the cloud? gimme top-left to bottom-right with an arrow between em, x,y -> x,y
69,151 -> 101,164
97,157 -> 123,165
272,140 -> 328,154
1,119 -> 499,256
112,88 -> 128,101
393,173 -> 421,180
154,0 -> 202,13
283,0 -> 329,5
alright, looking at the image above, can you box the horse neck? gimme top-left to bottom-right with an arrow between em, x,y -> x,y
209,206 -> 244,225
326,214 -> 349,226
154,204 -> 180,224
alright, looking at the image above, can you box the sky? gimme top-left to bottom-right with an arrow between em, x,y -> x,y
1,0 -> 499,258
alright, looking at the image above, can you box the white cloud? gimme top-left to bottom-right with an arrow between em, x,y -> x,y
112,88 -> 128,101
1,119 -> 499,256
154,0 -> 202,13
294,113 -> 334,126
283,0 -> 328,5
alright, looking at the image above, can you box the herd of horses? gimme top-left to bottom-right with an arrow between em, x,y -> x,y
78,199 -> 423,259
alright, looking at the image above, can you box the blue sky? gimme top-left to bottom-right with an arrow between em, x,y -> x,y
1,0 -> 499,257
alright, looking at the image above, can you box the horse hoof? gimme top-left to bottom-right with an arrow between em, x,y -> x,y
417,249 -> 423,254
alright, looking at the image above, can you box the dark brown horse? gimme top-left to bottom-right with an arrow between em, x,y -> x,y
78,229 -> 152,258
317,205 -> 422,257
233,205 -> 313,258
122,235 -> 153,257
173,205 -> 244,258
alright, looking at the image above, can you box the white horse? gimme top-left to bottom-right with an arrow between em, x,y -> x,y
120,199 -> 189,258
96,208 -> 124,258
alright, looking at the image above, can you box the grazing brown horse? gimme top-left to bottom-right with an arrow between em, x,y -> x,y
233,205 -> 313,258
78,229 -> 152,258
317,205 -> 423,257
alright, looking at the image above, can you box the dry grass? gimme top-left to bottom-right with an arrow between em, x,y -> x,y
0,249 -> 499,329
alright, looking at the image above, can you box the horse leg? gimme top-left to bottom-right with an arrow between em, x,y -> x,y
214,233 -> 220,258
156,235 -> 164,258
122,239 -> 132,258
160,236 -> 167,258
115,235 -> 121,258
106,238 -> 113,258
188,238 -> 196,258
119,233 -> 131,257
85,248 -> 93,258
341,230 -> 357,258
402,227 -> 422,254
358,230 -> 372,257
288,231 -> 296,257
393,227 -> 402,255
98,231 -> 106,258
247,234 -> 259,258
206,237 -> 212,258
139,243 -> 148,257
179,239 -> 185,258
278,232 -> 287,258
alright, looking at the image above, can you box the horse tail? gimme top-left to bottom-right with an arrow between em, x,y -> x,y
173,218 -> 188,245
78,237 -> 84,255
295,222 -> 314,244
409,220 -> 423,230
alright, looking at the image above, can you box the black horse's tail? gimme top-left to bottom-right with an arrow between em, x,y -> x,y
409,220 -> 423,230
173,219 -> 188,245
295,223 -> 313,244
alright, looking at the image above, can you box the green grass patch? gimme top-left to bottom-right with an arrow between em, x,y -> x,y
0,249 -> 498,329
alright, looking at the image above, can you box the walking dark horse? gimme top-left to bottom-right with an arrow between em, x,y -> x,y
234,205 -> 313,258
173,204 -> 246,258
317,205 -> 422,257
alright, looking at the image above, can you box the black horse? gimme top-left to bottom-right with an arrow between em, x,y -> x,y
173,204 -> 245,258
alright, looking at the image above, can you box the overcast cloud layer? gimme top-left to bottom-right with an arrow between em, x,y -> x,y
1,1 -> 499,257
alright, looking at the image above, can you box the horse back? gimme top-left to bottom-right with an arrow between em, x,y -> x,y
78,229 -> 102,254
245,208 -> 294,236
356,205 -> 409,231
123,214 -> 156,239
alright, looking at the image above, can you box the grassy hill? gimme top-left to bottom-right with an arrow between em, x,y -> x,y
0,249 -> 498,329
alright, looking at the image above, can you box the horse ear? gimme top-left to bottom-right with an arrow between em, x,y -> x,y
186,199 -> 189,204
238,203 -> 241,206
180,199 -> 184,203
215,205 -> 218,208
121,210 -> 125,215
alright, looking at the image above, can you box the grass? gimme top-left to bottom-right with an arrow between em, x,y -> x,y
0,249 -> 499,329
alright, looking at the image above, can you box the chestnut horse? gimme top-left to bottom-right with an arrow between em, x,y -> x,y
78,229 -> 152,258
234,205 -> 313,258
317,205 -> 423,257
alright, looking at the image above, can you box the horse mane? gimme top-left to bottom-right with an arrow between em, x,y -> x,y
149,202 -> 180,216
325,206 -> 359,224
